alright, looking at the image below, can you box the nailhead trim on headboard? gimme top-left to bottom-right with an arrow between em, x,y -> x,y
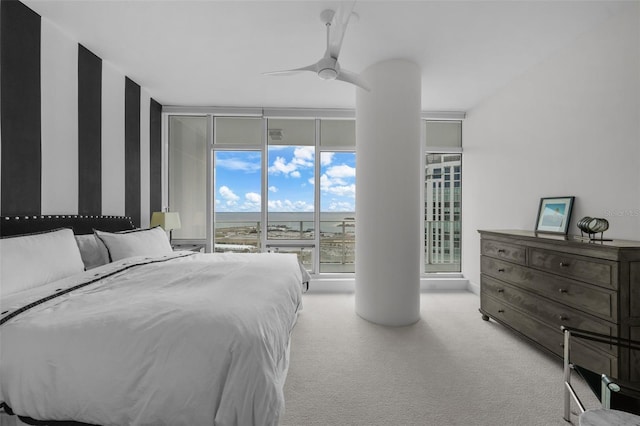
0,215 -> 135,237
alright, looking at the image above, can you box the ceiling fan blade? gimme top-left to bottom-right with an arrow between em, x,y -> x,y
263,63 -> 318,76
328,0 -> 356,59
336,68 -> 370,91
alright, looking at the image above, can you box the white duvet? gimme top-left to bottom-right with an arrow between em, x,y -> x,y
0,252 -> 304,426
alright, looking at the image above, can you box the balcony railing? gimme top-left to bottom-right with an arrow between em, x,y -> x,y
214,218 -> 460,273
215,218 -> 355,273
425,220 -> 461,272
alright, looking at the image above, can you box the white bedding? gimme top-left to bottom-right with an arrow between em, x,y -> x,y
0,252 -> 304,426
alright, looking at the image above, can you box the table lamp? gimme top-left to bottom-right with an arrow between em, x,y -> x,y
150,211 -> 181,240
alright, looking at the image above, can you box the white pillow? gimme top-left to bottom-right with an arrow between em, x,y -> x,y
94,226 -> 172,262
0,228 -> 85,297
75,234 -> 110,270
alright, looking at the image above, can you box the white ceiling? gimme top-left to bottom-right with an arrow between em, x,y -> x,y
24,0 -> 633,111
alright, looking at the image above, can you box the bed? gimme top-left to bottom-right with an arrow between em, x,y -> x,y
0,215 -> 306,426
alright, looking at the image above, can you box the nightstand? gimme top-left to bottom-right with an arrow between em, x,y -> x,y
171,243 -> 205,253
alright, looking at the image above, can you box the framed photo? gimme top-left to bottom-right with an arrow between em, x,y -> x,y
535,196 -> 575,235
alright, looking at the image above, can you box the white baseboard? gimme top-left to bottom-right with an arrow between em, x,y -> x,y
467,279 -> 480,295
306,278 -> 354,293
306,276 -> 470,294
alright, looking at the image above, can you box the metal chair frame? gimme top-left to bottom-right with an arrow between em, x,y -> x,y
562,326 -> 640,423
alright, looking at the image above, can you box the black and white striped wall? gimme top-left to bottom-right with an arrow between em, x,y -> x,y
1,0 -> 162,227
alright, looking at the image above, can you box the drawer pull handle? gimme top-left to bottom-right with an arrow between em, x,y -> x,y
497,289 -> 504,293
559,262 -> 570,267
497,249 -> 506,253
558,288 -> 568,294
497,268 -> 505,273
558,315 -> 568,321
497,309 -> 505,313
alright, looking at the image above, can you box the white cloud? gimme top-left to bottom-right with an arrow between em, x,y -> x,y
216,157 -> 260,172
236,192 -> 261,211
320,172 -> 355,198
320,152 -> 334,166
269,186 -> 278,192
318,162 -> 356,199
219,186 -> 240,206
319,174 -> 332,191
268,199 -> 314,212
245,192 -> 261,203
326,164 -> 355,178
294,146 -> 314,162
327,201 -> 355,211
268,156 -> 298,175
268,200 -> 283,210
268,147 -> 315,177
329,184 -> 356,197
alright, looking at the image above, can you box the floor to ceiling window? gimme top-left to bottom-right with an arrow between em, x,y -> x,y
168,112 -> 356,276
168,115 -> 207,240
168,111 -> 462,276
212,117 -> 263,253
424,120 -> 462,273
318,120 -> 355,273
265,118 -> 316,270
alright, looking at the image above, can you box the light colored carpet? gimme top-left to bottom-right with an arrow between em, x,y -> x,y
281,292 -> 598,426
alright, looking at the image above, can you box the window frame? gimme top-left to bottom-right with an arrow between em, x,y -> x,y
422,119 -> 463,275
167,110 -> 357,277
164,108 -> 464,278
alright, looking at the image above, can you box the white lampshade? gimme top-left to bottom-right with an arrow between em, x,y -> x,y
150,212 -> 181,231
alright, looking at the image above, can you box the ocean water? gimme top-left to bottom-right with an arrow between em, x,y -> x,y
215,211 -> 355,233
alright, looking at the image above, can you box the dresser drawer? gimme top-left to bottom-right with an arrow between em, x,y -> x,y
529,248 -> 616,289
481,292 -> 558,351
482,275 -> 617,354
631,327 -> 640,381
481,239 -> 526,265
631,262 -> 640,320
479,230 -> 640,383
481,256 -> 617,321
481,293 -> 617,377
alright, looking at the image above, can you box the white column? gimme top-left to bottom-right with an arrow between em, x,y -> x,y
355,59 -> 422,326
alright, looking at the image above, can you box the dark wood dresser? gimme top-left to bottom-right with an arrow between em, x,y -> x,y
478,230 -> 640,382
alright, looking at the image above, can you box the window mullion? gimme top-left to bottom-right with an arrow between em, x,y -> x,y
261,117 -> 268,252
314,118 -> 321,275
206,114 -> 214,253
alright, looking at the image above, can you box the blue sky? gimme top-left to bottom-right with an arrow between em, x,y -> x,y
214,148 -> 355,213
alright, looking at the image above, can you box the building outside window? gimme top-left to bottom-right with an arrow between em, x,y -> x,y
424,121 -> 462,273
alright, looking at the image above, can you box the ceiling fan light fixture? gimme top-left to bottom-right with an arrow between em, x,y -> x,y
262,2 -> 369,90
318,67 -> 338,80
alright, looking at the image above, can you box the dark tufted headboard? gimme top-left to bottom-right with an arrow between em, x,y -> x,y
0,215 -> 135,237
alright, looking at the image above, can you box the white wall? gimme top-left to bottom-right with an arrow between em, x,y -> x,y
101,61 -> 126,216
41,18 -> 78,214
462,6 -> 640,292
36,16 -> 154,221
140,89 -> 151,228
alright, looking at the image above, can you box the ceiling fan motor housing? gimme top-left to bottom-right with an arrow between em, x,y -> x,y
317,56 -> 340,80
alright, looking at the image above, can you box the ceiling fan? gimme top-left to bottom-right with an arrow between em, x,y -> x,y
263,1 -> 369,91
